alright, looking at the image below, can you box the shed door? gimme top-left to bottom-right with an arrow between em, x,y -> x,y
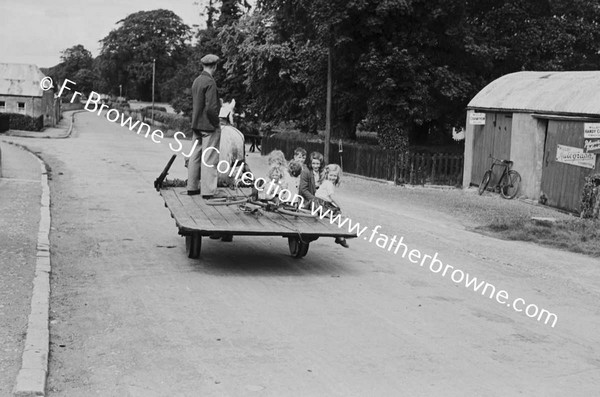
541,120 -> 600,212
471,112 -> 512,185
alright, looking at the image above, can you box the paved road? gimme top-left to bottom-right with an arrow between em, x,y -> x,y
6,111 -> 599,396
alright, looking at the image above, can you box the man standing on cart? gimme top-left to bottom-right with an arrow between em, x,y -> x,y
186,54 -> 221,198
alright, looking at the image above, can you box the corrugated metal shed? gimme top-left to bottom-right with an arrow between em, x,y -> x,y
467,71 -> 600,117
0,63 -> 46,97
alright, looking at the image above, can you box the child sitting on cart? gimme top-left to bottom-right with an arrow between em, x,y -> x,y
299,151 -> 324,207
267,149 -> 293,183
286,160 -> 303,199
267,150 -> 287,168
257,165 -> 287,201
293,147 -> 307,169
313,164 -> 349,248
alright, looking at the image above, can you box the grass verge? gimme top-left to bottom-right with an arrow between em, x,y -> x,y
478,216 -> 600,257
339,173 -> 600,258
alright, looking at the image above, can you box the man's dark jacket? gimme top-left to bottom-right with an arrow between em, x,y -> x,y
191,71 -> 219,132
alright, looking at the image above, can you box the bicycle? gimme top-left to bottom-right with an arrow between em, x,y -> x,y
478,157 -> 521,199
207,190 -> 317,218
238,199 -> 317,218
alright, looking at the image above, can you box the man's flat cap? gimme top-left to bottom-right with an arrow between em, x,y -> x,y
201,54 -> 219,65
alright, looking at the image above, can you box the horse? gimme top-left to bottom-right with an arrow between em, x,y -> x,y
217,99 -> 253,188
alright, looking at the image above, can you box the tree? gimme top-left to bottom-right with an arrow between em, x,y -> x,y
72,69 -> 97,96
215,0 -> 243,27
357,0 -> 481,148
167,0 -> 251,115
255,0 -> 600,146
45,44 -> 97,97
466,0 -> 600,73
192,0 -> 600,147
219,12 -> 304,122
196,0 -> 251,28
59,44 -> 94,78
98,9 -> 191,100
257,0 -> 365,139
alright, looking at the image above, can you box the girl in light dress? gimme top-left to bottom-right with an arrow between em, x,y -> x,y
267,150 -> 285,166
314,164 -> 342,211
313,164 -> 349,248
258,150 -> 287,200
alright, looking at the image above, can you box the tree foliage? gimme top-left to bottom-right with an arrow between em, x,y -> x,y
98,9 -> 191,100
45,44 -> 97,96
219,13 -> 305,122
164,0 -> 250,115
59,44 -> 94,78
227,0 -> 600,147
55,1 -> 600,149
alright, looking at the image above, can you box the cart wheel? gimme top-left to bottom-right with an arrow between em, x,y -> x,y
185,233 -> 201,259
298,241 -> 309,257
288,237 -> 309,258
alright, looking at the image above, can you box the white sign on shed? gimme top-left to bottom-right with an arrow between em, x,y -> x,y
584,123 -> 600,138
556,144 -> 596,169
469,112 -> 486,125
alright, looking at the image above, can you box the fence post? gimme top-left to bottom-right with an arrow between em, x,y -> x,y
393,151 -> 398,184
431,154 -> 436,184
409,153 -> 414,184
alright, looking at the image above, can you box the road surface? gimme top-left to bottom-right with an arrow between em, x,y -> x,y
6,111 -> 599,396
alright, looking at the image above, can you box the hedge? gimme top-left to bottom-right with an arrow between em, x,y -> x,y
580,173 -> 600,219
0,113 -> 9,132
148,110 -> 191,133
6,113 -> 44,131
62,102 -> 84,111
142,105 -> 168,114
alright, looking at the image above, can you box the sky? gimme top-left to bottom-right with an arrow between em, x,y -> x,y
0,0 -> 204,68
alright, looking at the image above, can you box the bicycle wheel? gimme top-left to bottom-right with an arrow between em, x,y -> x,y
205,197 -> 248,206
247,199 -> 280,212
478,171 -> 492,195
500,170 -> 521,199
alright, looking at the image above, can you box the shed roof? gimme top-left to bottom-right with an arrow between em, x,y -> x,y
0,63 -> 46,97
467,71 -> 600,117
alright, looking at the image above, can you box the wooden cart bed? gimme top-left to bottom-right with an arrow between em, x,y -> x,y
160,187 -> 356,258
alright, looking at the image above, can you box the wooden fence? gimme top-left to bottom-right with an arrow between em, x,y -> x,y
261,135 -> 463,186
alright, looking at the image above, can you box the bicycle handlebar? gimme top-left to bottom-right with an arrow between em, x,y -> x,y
489,156 -> 513,166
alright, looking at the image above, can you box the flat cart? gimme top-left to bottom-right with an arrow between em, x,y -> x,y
159,187 -> 357,259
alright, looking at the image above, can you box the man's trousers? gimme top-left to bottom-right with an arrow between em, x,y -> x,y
187,128 -> 221,195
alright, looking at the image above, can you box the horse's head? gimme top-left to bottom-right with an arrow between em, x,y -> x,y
219,99 -> 236,125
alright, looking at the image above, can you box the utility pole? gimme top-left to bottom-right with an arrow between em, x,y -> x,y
119,84 -> 122,98
151,58 -> 156,125
325,45 -> 332,163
